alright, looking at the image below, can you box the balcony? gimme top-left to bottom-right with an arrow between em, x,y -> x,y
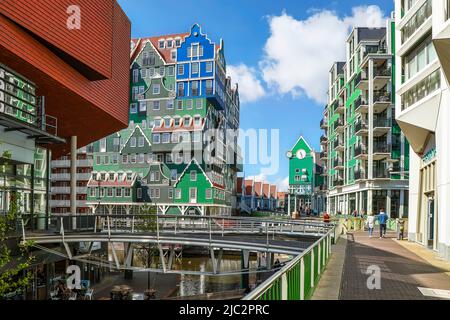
50,200 -> 87,207
333,158 -> 344,169
320,135 -> 328,145
320,151 -> 328,160
334,138 -> 344,152
334,117 -> 345,133
51,187 -> 88,194
320,118 -> 328,129
373,91 -> 391,113
354,96 -> 368,114
355,71 -> 368,91
334,101 -> 344,114
333,178 -> 344,187
354,170 -> 366,181
373,118 -> 391,137
51,173 -> 92,181
354,144 -> 368,159
373,169 -> 390,180
51,159 -> 93,168
373,142 -> 391,160
373,66 -> 391,90
355,120 -> 368,136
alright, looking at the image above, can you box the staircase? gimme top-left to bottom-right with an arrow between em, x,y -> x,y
240,201 -> 252,214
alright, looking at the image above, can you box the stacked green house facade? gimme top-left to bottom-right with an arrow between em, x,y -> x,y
86,25 -> 242,216
286,136 -> 326,215
320,21 -> 409,217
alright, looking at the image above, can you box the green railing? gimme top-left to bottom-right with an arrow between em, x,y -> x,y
242,228 -> 334,300
330,215 -> 408,233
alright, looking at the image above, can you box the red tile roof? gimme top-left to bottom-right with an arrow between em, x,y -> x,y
236,177 -> 243,194
244,179 -> 253,196
254,182 -> 262,197
270,185 -> 277,198
262,183 -> 270,198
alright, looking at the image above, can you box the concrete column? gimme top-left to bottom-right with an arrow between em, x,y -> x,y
386,190 -> 392,217
399,190 -> 405,218
356,191 -> 360,214
368,59 -> 374,180
368,189 -> 373,215
288,193 -> 291,216
70,136 -> 77,230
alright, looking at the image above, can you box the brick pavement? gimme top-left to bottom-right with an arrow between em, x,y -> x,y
339,229 -> 450,300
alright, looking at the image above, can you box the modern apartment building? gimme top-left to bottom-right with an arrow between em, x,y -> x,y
50,147 -> 93,216
394,0 -> 450,259
87,24 -> 242,216
321,23 -> 409,217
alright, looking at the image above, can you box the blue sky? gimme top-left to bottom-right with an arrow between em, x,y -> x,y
118,0 -> 394,190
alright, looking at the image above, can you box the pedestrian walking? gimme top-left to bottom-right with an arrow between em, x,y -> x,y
365,212 -> 376,238
378,208 -> 388,238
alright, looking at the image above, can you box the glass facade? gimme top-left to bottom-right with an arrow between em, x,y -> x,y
401,69 -> 440,110
401,0 -> 432,44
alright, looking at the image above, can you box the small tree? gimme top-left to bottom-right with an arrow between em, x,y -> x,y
0,149 -> 35,299
134,205 -> 158,298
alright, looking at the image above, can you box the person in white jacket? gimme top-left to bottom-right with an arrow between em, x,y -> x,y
366,212 -> 376,238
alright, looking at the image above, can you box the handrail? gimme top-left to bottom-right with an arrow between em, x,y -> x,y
242,226 -> 335,300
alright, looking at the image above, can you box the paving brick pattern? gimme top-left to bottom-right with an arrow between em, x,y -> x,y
340,230 -> 450,300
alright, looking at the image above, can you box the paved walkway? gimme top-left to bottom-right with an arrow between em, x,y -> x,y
339,230 -> 450,300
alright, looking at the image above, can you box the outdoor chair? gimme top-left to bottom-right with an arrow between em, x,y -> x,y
84,289 -> 94,300
68,292 -> 77,300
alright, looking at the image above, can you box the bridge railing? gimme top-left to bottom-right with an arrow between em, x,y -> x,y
22,214 -> 334,237
242,227 -> 334,300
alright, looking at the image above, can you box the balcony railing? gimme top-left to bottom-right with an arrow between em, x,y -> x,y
354,171 -> 366,180
320,118 -> 328,128
320,135 -> 328,143
354,144 -> 367,157
374,142 -> 391,153
355,120 -> 367,133
335,117 -> 344,129
333,178 -> 344,186
363,45 -> 387,60
333,158 -> 343,168
373,91 -> 391,104
373,169 -> 389,179
320,151 -> 328,159
355,72 -> 367,88
354,96 -> 367,110
373,117 -> 391,128
333,139 -> 343,150
374,66 -> 391,78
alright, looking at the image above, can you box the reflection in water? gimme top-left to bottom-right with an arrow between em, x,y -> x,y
171,254 -> 283,298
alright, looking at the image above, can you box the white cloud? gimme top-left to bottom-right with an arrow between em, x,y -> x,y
260,6 -> 388,104
275,176 -> 289,192
227,64 -> 265,103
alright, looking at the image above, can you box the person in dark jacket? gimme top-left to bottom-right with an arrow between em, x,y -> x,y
378,208 -> 388,238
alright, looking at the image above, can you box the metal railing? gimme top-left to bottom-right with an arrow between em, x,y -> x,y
243,228 -> 334,300
22,214 -> 334,239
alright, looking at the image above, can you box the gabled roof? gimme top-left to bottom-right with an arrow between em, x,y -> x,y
244,179 -> 253,196
119,125 -> 151,154
174,158 -> 213,188
254,182 -> 263,197
131,32 -> 190,64
270,185 -> 277,198
236,177 -> 243,194
262,183 -> 270,198
289,135 -> 313,153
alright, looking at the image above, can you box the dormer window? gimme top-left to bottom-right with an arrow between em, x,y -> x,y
154,118 -> 162,127
109,173 -> 115,181
175,38 -> 181,47
164,118 -> 171,127
167,40 -> 173,48
158,40 -> 165,49
183,117 -> 191,127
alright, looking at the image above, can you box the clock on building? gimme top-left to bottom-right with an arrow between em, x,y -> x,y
296,149 -> 307,160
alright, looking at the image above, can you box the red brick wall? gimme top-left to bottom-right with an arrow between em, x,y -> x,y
0,1 -> 131,158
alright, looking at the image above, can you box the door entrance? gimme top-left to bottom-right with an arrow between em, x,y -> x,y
427,196 -> 435,248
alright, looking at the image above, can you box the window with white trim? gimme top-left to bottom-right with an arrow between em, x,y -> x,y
153,84 -> 160,95
171,50 -> 177,61
196,99 -> 203,109
175,189 -> 182,199
130,137 -> 136,148
139,101 -> 147,112
130,103 -> 137,114
138,136 -> 145,147
133,69 -> 139,83
167,100 -> 174,109
205,188 -> 212,199
125,188 -> 131,197
153,100 -> 160,110
158,40 -> 165,49
206,61 -> 213,73
162,133 -> 170,143
178,64 -> 185,76
159,67 -> 165,76
191,81 -> 199,96
137,188 -> 142,199
168,188 -> 174,199
153,133 -> 161,144
190,170 -> 197,181
177,100 -> 183,110
168,66 -> 174,76
186,100 -> 193,109
192,63 -> 199,74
